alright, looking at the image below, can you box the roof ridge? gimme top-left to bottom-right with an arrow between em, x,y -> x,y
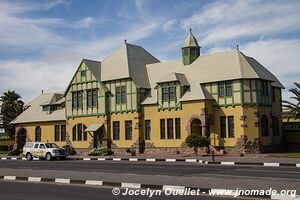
236,50 -> 244,79
125,43 -> 131,78
83,58 -> 101,63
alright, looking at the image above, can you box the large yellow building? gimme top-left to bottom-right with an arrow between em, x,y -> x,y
12,30 -> 284,153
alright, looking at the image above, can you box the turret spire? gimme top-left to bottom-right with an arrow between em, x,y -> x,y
182,29 -> 200,65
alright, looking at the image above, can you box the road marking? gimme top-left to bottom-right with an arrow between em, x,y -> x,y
271,194 -> 300,200
11,157 -> 17,160
165,159 -> 176,162
198,160 -> 203,163
163,185 -> 185,191
237,169 -> 300,174
22,158 -> 27,160
146,158 -> 156,162
28,177 -> 41,182
121,182 -> 141,188
297,164 -> 300,168
83,158 -> 91,161
185,159 -> 197,162
113,158 -> 121,161
264,163 -> 280,167
221,162 -> 235,165
97,158 -> 105,161
85,180 -> 103,186
4,176 -> 16,180
129,158 -> 138,161
1,157 -> 7,160
33,158 -> 39,161
55,178 -> 70,184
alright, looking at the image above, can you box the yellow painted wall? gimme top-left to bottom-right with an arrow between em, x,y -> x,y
16,121 -> 66,147
142,101 -> 208,148
67,116 -> 106,148
110,112 -> 140,148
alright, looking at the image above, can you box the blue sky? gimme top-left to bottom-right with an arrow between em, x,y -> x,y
0,0 -> 300,102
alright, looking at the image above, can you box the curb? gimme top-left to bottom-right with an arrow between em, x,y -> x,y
0,175 -> 276,199
1,157 -> 299,168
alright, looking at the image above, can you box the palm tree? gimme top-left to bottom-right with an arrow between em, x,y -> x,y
282,82 -> 300,120
0,90 -> 24,136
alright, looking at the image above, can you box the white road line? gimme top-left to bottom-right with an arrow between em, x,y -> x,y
113,158 -> 121,161
296,164 -> 300,167
165,159 -> 176,162
28,177 -> 41,182
4,176 -> 16,180
22,158 -> 27,160
1,157 -> 7,160
221,162 -> 235,165
162,185 -> 185,191
11,157 -> 17,160
121,183 -> 141,188
271,194 -> 300,200
55,178 -> 70,184
185,159 -> 197,162
33,158 -> 39,161
85,180 -> 103,186
129,158 -> 138,161
146,158 -> 156,162
236,169 -> 300,174
97,158 -> 105,161
264,163 -> 280,167
83,158 -> 91,161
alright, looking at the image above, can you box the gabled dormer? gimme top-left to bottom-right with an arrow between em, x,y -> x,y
155,72 -> 189,110
64,59 -> 108,118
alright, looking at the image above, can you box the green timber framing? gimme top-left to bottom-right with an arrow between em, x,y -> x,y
204,79 -> 273,108
156,81 -> 182,111
65,60 -> 108,119
105,78 -> 141,114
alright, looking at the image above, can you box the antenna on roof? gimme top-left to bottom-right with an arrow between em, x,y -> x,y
236,44 -> 239,51
41,90 -> 44,94
124,39 -> 127,44
189,27 -> 192,32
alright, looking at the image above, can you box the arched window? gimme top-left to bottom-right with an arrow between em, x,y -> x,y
35,126 -> 41,142
72,124 -> 87,141
261,115 -> 269,136
72,125 -> 76,141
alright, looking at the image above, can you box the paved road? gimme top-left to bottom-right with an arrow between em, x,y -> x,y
0,160 -> 299,193
0,160 -> 299,180
0,181 -> 248,200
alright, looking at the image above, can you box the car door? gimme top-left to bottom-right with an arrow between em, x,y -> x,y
32,143 -> 39,157
38,144 -> 46,157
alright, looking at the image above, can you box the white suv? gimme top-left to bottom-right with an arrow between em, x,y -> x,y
23,142 -> 66,161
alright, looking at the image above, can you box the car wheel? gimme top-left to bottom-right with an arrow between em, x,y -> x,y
26,153 -> 33,161
46,153 -> 52,161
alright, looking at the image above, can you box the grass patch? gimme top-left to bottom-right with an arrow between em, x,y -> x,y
271,152 -> 300,158
0,151 -> 9,155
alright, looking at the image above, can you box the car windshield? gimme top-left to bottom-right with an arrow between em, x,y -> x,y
45,143 -> 59,148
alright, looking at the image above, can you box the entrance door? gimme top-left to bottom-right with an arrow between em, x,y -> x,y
93,128 -> 103,149
16,128 -> 27,149
191,119 -> 202,135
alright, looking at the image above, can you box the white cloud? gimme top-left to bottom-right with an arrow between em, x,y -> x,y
163,19 -> 177,32
181,0 -> 300,43
0,1 -> 162,102
77,17 -> 94,28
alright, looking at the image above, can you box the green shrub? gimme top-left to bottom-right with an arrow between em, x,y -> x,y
88,147 -> 114,156
0,146 -> 9,151
8,149 -> 21,156
186,134 -> 210,153
62,145 -> 76,156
